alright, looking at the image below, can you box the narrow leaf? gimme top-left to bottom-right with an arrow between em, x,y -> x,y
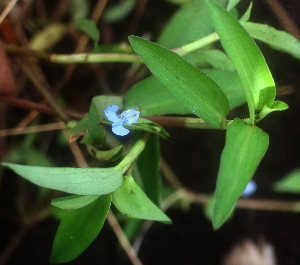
157,0 -> 215,49
227,0 -> 241,11
206,0 -> 275,123
243,22 -> 300,60
112,176 -> 171,224
50,194 -> 111,263
129,36 -> 229,128
213,118 -> 269,229
2,162 -> 123,195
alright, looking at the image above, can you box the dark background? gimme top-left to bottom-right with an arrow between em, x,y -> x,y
1,0 -> 300,264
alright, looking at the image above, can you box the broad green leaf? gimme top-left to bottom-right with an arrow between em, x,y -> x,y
87,144 -> 124,161
125,76 -> 190,116
76,19 -> 100,43
50,194 -> 111,263
273,168 -> 300,194
137,133 -> 161,206
157,0 -> 215,49
51,195 -> 98,210
206,0 -> 275,123
112,176 -> 171,224
125,70 -> 245,115
203,70 -> 246,109
184,49 -> 235,71
213,118 -> 269,229
103,0 -> 137,23
243,22 -> 300,60
2,162 -> 123,195
129,36 -> 229,128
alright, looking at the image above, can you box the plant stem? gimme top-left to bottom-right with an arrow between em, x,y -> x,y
173,32 -> 220,56
50,53 -> 143,64
118,132 -> 149,174
143,116 -> 231,130
4,32 -> 219,64
17,60 -> 69,122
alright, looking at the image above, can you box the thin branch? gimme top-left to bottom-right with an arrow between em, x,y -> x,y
54,0 -> 110,93
0,96 -> 84,120
17,59 -> 69,122
0,122 -> 66,137
0,0 -> 19,25
107,211 -> 143,265
263,0 -> 300,41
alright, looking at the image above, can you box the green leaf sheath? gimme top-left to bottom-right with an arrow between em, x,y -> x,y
129,36 -> 229,128
2,162 -> 122,195
205,0 -> 275,123
50,194 -> 111,263
213,118 -> 269,229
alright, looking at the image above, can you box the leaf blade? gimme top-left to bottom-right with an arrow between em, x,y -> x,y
129,36 -> 229,128
112,176 -> 171,224
50,194 -> 111,263
206,0 -> 275,122
213,118 -> 269,229
2,162 -> 122,195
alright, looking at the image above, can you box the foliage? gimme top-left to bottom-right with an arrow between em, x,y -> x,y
1,0 -> 299,263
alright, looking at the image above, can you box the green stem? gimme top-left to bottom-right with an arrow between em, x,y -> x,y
173,32 -> 220,56
50,53 -> 143,64
117,132 -> 149,174
4,32 -> 219,64
142,116 -> 231,130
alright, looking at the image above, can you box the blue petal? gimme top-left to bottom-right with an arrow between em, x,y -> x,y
121,109 -> 140,125
241,180 -> 257,197
112,123 -> 130,136
105,105 -> 121,123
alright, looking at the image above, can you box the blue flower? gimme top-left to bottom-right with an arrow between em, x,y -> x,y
104,105 -> 140,136
241,180 -> 257,197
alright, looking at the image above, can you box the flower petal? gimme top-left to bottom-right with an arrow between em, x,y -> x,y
121,109 -> 140,125
241,180 -> 257,197
112,123 -> 130,136
105,105 -> 120,123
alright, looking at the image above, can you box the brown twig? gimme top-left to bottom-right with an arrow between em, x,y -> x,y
0,96 -> 84,120
0,0 -> 19,25
107,211 -> 143,265
54,0 -> 109,94
263,0 -> 300,41
0,122 -> 66,137
16,59 -> 69,122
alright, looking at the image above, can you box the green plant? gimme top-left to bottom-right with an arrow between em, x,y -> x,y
1,0 -> 299,263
